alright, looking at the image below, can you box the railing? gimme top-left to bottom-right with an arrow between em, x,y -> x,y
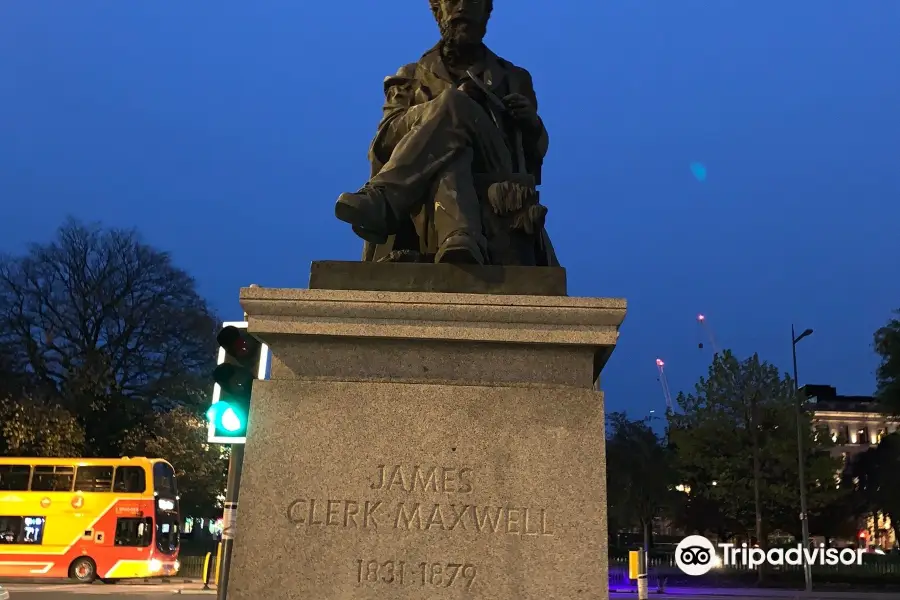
175,551 -> 900,585
178,552 -> 220,583
609,552 -> 900,590
609,553 -> 900,575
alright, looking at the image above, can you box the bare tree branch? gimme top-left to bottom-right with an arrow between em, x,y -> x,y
0,218 -> 219,456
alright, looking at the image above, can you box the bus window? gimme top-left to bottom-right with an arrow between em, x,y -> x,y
113,466 -> 146,493
0,516 -> 20,543
74,466 -> 113,492
156,517 -> 180,554
0,516 -> 45,544
31,466 -> 74,492
153,463 -> 177,496
21,517 -> 46,543
0,465 -> 31,490
114,517 -> 152,547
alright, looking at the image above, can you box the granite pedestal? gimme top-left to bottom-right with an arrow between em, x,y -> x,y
227,262 -> 626,600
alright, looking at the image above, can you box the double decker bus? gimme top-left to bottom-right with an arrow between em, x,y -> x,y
0,457 -> 180,583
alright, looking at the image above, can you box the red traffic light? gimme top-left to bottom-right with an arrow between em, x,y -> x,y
217,326 -> 260,362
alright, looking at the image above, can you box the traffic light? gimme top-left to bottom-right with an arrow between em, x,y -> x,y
207,321 -> 268,444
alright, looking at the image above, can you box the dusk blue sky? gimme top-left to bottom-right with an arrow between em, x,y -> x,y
2,1 -> 898,416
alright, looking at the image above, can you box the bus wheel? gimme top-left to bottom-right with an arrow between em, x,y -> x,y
69,557 -> 97,583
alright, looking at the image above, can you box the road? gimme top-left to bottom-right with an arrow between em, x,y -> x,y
2,584 -> 899,599
609,591 -> 900,600
0,582 -> 212,598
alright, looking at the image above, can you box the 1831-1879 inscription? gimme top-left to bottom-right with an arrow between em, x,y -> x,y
285,464 -> 553,536
356,559 -> 477,589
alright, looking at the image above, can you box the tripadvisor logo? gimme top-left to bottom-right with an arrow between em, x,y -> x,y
675,535 -> 865,576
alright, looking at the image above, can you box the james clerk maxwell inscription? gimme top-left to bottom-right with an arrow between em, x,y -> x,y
285,464 -> 553,536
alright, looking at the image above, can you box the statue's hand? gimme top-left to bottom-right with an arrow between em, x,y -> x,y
503,93 -> 540,132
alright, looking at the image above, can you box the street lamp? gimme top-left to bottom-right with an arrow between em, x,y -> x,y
792,325 -> 814,593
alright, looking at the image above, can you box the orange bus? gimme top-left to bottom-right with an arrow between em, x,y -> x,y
0,456 -> 180,583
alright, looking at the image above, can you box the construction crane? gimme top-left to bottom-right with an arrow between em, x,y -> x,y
656,358 -> 673,411
696,313 -> 720,355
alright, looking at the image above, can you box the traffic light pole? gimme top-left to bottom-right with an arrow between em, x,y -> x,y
216,443 -> 244,600
213,302 -> 262,599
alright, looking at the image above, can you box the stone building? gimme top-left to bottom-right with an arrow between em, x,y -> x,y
805,384 -> 898,549
804,384 -> 898,456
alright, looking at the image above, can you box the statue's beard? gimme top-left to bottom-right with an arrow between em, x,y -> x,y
439,19 -> 486,65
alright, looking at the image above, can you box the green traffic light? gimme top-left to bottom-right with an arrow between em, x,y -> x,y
207,401 -> 246,435
220,407 -> 242,432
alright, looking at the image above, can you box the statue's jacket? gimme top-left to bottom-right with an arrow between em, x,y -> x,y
362,43 -> 557,265
368,43 -> 549,185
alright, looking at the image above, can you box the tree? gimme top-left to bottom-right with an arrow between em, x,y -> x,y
0,393 -> 85,457
804,421 -> 853,542
123,406 -> 227,518
843,448 -> 879,535
872,434 -> 900,546
0,333 -> 86,457
845,432 -> 900,547
668,351 -> 844,548
606,412 -> 678,550
666,415 -> 732,539
0,218 -> 219,456
875,310 -> 900,415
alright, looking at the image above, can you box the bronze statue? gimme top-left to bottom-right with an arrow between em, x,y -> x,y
334,0 -> 559,266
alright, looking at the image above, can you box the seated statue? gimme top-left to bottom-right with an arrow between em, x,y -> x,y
334,0 -> 559,267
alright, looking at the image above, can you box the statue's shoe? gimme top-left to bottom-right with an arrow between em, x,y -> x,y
435,233 -> 486,265
352,225 -> 387,244
335,191 -> 393,244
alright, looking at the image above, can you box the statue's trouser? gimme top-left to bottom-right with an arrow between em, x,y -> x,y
371,89 -> 514,250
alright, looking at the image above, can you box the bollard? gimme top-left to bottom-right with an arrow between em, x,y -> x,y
628,550 -> 639,580
215,541 -> 222,585
202,552 -> 213,590
636,549 -> 648,600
